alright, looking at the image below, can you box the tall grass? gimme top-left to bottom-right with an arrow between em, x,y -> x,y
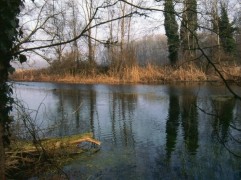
10,63 -> 211,84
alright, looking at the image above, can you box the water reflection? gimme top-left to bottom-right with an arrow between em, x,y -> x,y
50,87 -> 98,137
109,92 -> 137,146
165,88 -> 180,159
165,87 -> 199,160
89,89 -> 96,134
180,94 -> 198,154
12,82 -> 241,179
211,97 -> 235,142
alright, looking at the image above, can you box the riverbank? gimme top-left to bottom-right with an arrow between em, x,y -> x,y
10,64 -> 241,84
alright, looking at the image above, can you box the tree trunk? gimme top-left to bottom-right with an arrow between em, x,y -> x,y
0,123 -> 5,179
0,62 -> 7,179
212,0 -> 220,62
88,28 -> 94,65
87,0 -> 94,66
119,2 -> 126,72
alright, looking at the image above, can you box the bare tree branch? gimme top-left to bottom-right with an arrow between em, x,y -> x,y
15,6 -> 138,55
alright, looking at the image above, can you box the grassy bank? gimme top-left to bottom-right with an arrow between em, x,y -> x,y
10,63 -> 241,84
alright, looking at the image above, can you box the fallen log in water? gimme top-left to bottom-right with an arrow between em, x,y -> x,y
6,133 -> 101,176
70,137 -> 101,146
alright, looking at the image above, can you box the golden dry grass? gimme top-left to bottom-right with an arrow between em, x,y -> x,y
167,64 -> 207,81
12,63 -> 240,84
217,64 -> 241,80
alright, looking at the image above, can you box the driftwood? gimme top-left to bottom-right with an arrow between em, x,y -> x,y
6,133 -> 101,173
7,133 -> 100,153
70,137 -> 101,146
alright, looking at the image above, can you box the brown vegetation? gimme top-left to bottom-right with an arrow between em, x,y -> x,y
10,45 -> 241,84
6,133 -> 100,178
10,63 -> 211,84
11,62 -> 241,84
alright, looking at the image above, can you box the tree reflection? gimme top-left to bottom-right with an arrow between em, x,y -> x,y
165,87 -> 199,159
181,95 -> 198,154
109,92 -> 137,146
211,97 -> 235,142
55,89 -> 68,137
165,90 -> 180,159
51,86 -> 97,136
89,88 -> 97,135
199,95 -> 241,157
73,90 -> 82,129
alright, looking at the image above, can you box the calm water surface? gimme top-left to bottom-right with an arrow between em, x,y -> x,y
12,82 -> 241,179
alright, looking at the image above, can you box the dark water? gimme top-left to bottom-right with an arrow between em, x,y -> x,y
12,82 -> 241,179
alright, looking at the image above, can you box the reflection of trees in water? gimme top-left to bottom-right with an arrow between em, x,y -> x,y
210,97 -> 241,157
181,95 -> 198,154
165,87 -> 199,160
74,91 -> 81,129
211,98 -> 235,142
109,93 -> 137,146
89,89 -> 96,135
55,89 -> 68,136
196,95 -> 241,157
165,91 -> 180,159
156,86 -> 241,179
51,87 -> 98,136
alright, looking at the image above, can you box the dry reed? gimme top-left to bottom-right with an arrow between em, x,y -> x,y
13,63 -> 239,84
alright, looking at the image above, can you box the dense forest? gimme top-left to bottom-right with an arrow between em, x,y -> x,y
1,0 -> 241,178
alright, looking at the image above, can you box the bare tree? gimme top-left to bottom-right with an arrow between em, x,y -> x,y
84,0 -> 95,66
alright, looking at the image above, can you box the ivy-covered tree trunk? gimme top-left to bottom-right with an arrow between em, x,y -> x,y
164,0 -> 180,65
0,123 -> 4,179
180,0 -> 197,58
0,68 -> 12,179
0,1 -> 23,178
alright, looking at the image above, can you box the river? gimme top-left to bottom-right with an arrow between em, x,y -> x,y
12,82 -> 241,179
